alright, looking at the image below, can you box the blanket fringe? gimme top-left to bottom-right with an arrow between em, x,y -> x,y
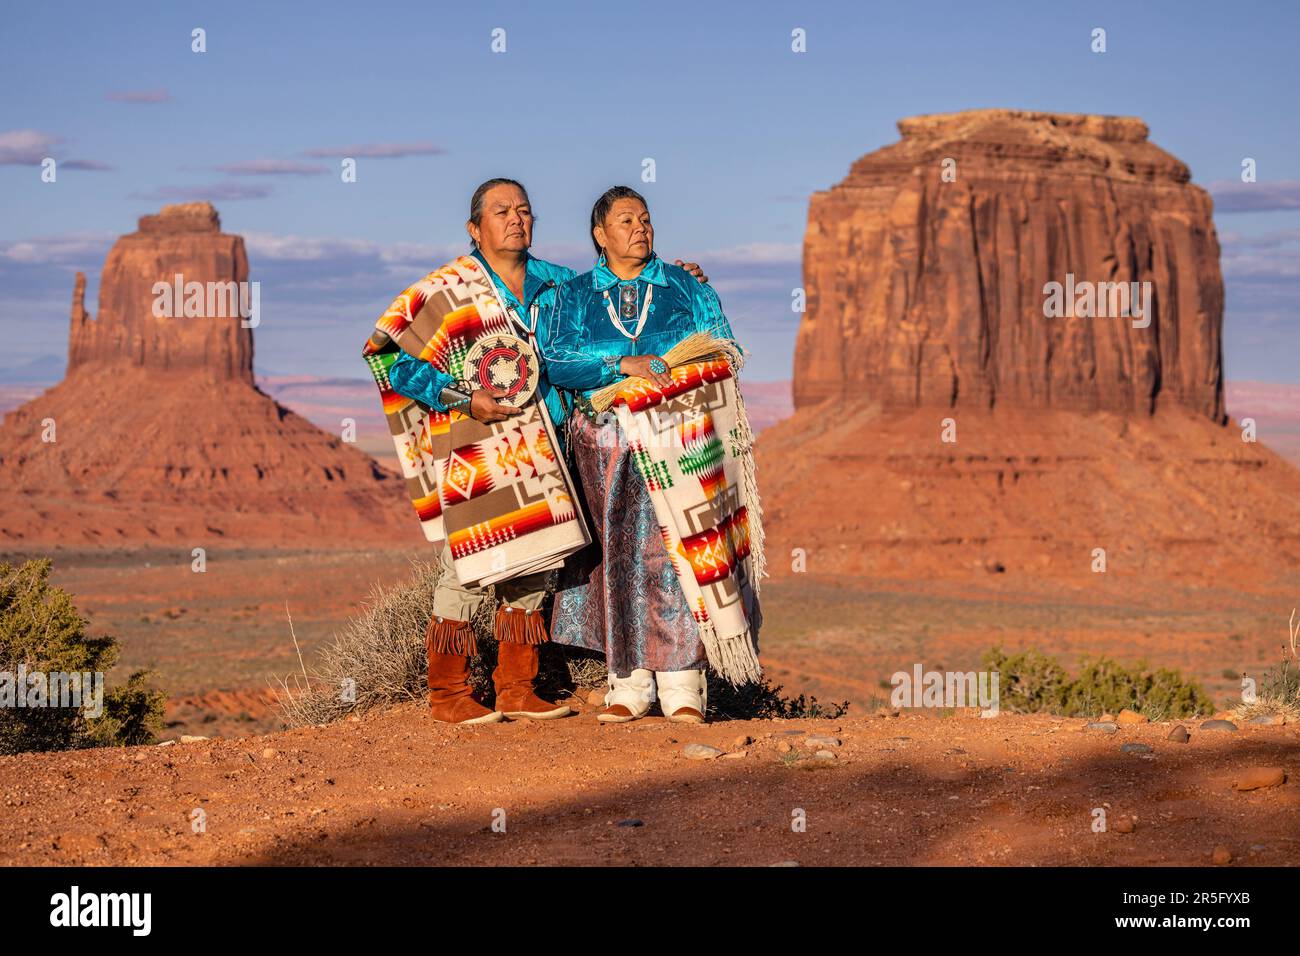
728,369 -> 767,596
698,619 -> 763,687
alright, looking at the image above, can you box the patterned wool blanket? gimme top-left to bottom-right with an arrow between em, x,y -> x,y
600,343 -> 765,685
362,256 -> 589,587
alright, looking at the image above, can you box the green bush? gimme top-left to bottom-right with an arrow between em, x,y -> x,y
981,645 -> 1211,719
0,559 -> 165,755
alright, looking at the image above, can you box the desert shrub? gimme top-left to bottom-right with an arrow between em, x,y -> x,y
1233,651 -> 1300,722
981,646 -> 1072,714
981,645 -> 1211,719
0,559 -> 165,755
280,559 -> 842,725
708,679 -> 849,720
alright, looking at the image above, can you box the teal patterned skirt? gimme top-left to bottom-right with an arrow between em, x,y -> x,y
549,408 -> 706,676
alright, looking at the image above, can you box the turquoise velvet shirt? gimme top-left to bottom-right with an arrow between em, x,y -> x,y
540,253 -> 734,398
386,250 -> 575,432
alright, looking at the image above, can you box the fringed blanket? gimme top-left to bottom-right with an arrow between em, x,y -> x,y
597,338 -> 765,685
362,256 -> 589,587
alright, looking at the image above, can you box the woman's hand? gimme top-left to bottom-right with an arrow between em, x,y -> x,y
468,387 -> 522,423
619,354 -> 674,390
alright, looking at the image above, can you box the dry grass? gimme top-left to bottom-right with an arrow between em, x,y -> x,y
274,559 -> 604,728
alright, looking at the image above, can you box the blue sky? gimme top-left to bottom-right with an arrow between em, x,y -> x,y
1,0 -> 1298,382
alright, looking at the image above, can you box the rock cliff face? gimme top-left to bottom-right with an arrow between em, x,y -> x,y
794,109 -> 1225,420
0,204 -> 409,547
67,202 -> 254,382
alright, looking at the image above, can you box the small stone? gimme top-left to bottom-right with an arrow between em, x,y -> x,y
770,860 -> 800,867
179,735 -> 209,744
1167,725 -> 1190,743
1099,713 -> 1116,722
1211,846 -> 1232,865
721,752 -> 746,760
617,819 -> 644,828
682,743 -> 723,760
1086,722 -> 1118,733
804,735 -> 841,748
261,748 -> 277,759
1117,709 -> 1148,725
1200,719 -> 1238,733
587,689 -> 606,707
1113,817 -> 1135,834
875,707 -> 900,718
1120,742 -> 1153,755
156,739 -> 176,747
814,750 -> 837,760
733,734 -> 753,748
1232,767 -> 1286,791
776,741 -> 792,754
1248,714 -> 1283,726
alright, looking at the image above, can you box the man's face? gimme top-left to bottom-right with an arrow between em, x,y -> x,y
470,184 -> 533,255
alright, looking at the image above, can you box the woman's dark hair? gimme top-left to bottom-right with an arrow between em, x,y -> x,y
589,185 -> 648,255
468,178 -> 531,247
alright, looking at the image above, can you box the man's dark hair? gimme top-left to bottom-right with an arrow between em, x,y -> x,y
590,185 -> 648,255
468,178 -> 531,247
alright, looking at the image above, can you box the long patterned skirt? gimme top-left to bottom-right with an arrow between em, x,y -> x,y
549,408 -> 706,676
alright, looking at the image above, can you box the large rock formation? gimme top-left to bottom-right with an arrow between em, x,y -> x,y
759,110 -> 1300,587
66,202 -> 254,381
795,109 -> 1225,420
0,203 -> 410,547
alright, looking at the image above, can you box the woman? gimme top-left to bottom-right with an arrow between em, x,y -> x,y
541,186 -> 752,724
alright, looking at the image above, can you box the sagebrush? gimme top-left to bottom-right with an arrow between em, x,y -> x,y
276,559 -> 840,725
0,559 -> 165,755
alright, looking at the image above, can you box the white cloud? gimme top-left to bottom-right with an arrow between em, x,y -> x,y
0,233 -> 115,264
0,129 -> 63,165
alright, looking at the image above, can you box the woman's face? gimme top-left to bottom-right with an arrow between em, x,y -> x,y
468,183 -> 533,254
595,198 -> 653,262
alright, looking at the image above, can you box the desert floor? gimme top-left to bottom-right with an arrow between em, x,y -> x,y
0,705 -> 1296,866
0,547 -> 1296,866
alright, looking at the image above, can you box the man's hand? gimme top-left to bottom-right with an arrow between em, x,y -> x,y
675,259 -> 708,284
468,387 -> 522,423
619,354 -> 674,390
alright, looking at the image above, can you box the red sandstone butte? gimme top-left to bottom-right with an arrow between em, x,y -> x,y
794,109 -> 1224,419
758,110 -> 1300,586
0,203 -> 409,548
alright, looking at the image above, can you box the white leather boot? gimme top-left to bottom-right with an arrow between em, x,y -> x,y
598,668 -> 656,723
656,669 -> 708,723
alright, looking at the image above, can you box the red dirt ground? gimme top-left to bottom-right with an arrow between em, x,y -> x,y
1,704 -> 1296,866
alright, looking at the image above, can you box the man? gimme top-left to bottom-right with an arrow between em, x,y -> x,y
368,178 -> 708,725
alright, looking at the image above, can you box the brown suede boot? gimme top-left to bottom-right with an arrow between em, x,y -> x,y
426,616 -> 501,725
492,606 -> 571,720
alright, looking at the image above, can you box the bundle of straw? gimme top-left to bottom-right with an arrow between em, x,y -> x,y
588,332 -> 745,412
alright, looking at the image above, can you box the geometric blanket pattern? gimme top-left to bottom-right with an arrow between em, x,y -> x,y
362,256 -> 589,587
608,355 -> 764,684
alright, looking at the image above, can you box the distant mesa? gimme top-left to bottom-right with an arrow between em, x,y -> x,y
0,202 -> 410,548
